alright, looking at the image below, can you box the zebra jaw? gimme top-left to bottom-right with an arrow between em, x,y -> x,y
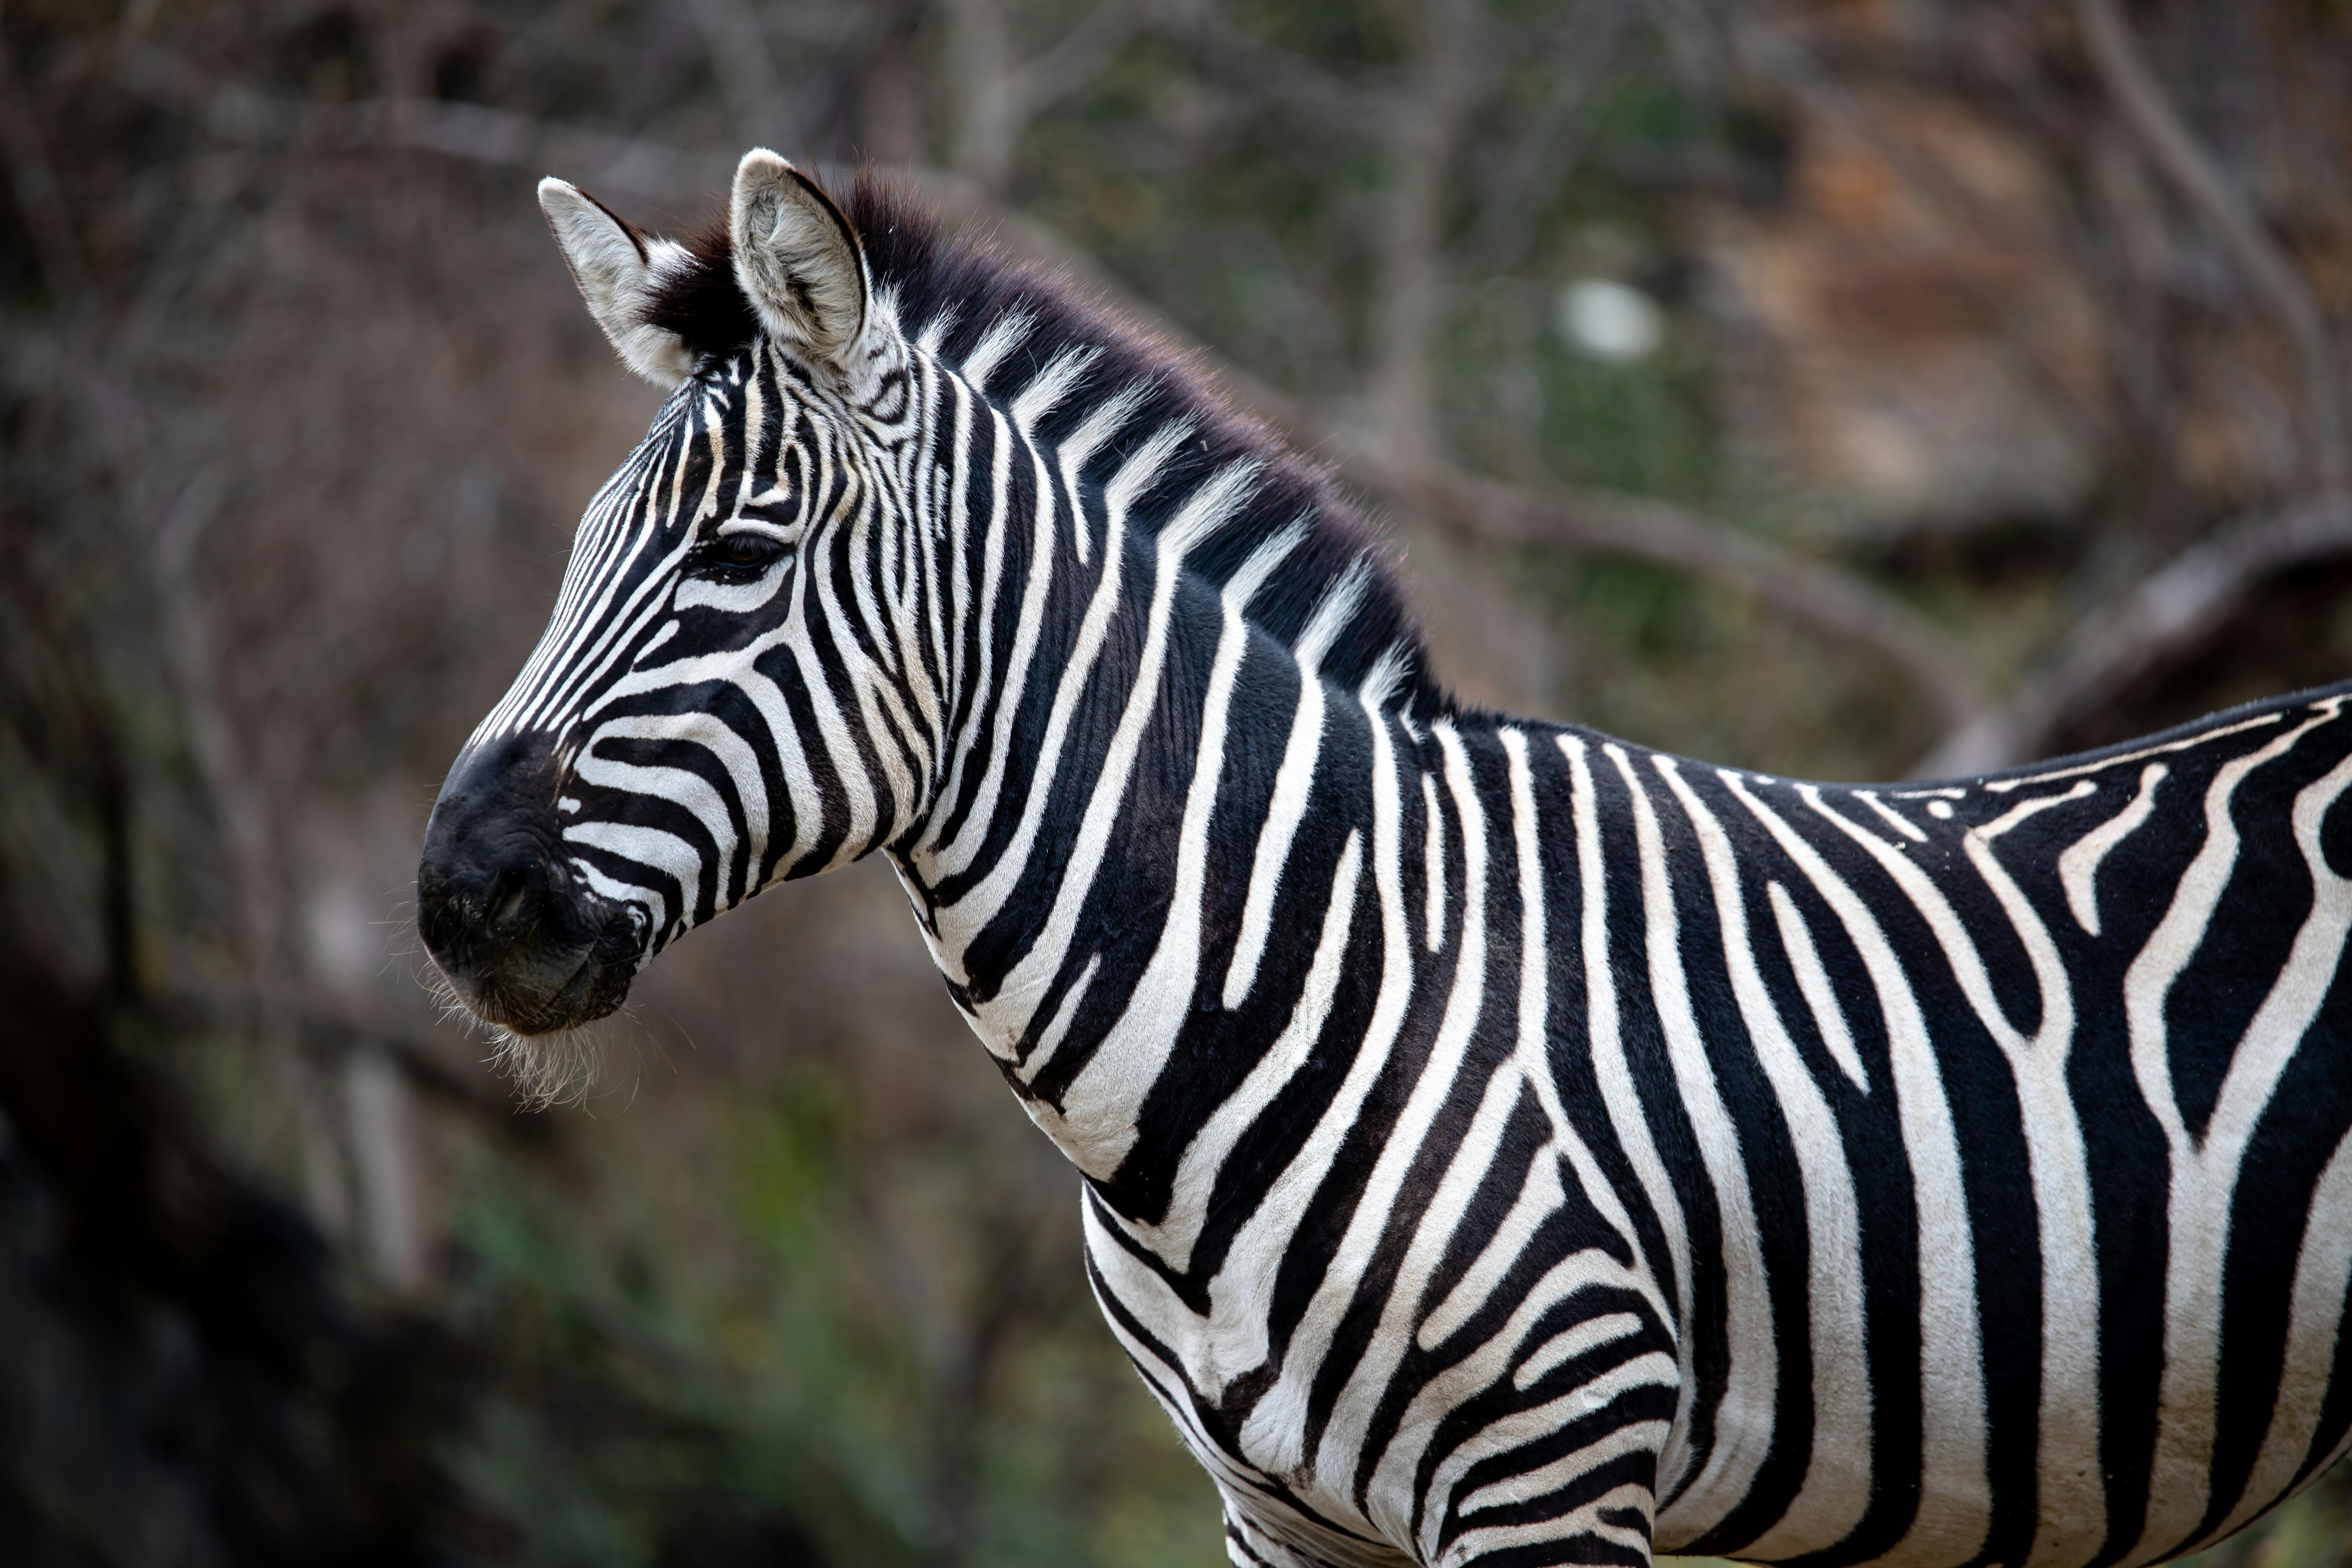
416,732 -> 648,1035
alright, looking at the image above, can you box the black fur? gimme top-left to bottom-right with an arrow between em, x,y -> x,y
642,214 -> 759,360
638,168 -> 1457,720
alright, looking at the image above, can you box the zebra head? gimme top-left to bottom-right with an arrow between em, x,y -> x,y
418,151 -> 926,1039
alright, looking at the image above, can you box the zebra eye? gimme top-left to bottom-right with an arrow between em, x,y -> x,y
694,531 -> 789,579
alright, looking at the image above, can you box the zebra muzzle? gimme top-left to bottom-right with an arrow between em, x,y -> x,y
416,735 -> 643,1035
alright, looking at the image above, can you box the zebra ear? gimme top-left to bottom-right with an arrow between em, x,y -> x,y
729,149 -> 870,369
537,178 -> 695,388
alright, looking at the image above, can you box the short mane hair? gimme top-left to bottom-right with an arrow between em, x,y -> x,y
644,168 -> 1454,720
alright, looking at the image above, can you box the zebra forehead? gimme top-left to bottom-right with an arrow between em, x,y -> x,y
632,164 -> 1455,720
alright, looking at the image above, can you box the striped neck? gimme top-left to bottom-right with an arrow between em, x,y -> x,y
890,386 -> 1432,1187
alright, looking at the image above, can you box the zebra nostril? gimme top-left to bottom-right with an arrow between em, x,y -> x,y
487,867 -> 530,932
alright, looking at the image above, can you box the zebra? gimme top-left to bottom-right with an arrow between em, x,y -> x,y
416,149 -> 2352,1568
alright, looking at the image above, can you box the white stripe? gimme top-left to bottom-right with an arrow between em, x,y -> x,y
1558,733 -> 1697,1498
1515,1312 -> 1645,1392
560,819 -> 703,934
1041,513 -> 1294,1150
1854,789 -> 1929,843
1301,722 -> 1489,1506
930,422 -> 1189,932
1981,708 -> 2288,793
923,410 -> 1063,882
572,859 -> 667,945
919,400 -> 1016,861
2133,700 -> 2352,1560
1223,699 -> 1413,1533
1219,561 -> 1366,1008
1044,368 -> 1136,568
1422,770 -> 1448,952
1718,772 -> 1987,1562
960,308 -> 1034,390
1123,828 -> 1361,1284
986,462 -> 1260,1156
2218,1124 -> 2352,1543
1608,744 -> 1776,1535
583,710 -> 770,888
2057,763 -> 2166,936
1656,756 -> 1870,1557
1765,882 -> 1868,1092
1809,778 -> 2108,1565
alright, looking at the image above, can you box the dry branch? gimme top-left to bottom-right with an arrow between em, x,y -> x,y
1914,494 -> 2352,778
684,0 -> 795,152
1366,465 -> 1989,738
0,9 -> 91,303
112,47 -> 736,197
115,53 -> 1992,754
907,168 -> 1991,741
2073,0 -> 2350,495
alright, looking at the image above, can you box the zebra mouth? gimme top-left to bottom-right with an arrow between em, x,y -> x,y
430,891 -> 643,1036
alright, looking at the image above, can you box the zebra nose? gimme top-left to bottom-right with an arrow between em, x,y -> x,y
416,794 -> 564,973
418,736 -> 577,981
416,733 -> 642,1035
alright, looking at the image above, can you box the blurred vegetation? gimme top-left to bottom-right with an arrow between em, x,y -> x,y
7,0 -> 2352,1563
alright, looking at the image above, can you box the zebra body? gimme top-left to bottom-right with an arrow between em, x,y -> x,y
418,152 -> 2352,1567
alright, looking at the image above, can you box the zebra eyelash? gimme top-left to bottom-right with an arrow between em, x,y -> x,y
687,525 -> 798,581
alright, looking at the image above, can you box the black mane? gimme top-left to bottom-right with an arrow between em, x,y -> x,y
643,169 -> 1453,719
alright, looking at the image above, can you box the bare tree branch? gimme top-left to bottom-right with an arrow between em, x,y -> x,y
1366,0 -> 1483,469
683,0 -> 794,152
1371,463 -> 1990,739
1009,0 -> 1143,118
0,0 -> 93,305
112,47 -> 735,196
110,56 -> 1991,761
1169,12 -> 1406,142
2073,0 -> 2350,495
1734,24 -> 2116,460
1915,493 -> 2352,777
1466,0 -> 1637,269
905,168 -> 1991,743
945,0 -> 1143,190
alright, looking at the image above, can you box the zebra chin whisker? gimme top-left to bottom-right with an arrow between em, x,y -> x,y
485,1017 -> 620,1110
418,958 -> 612,1109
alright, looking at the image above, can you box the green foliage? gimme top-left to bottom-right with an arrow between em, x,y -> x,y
430,1064 -> 1222,1567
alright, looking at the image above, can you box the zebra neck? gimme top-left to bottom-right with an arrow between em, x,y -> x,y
896,558 -> 1438,1191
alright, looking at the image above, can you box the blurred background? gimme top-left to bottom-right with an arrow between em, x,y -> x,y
7,0 -> 2352,1563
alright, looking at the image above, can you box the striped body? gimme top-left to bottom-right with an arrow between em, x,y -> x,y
427,164 -> 2352,1568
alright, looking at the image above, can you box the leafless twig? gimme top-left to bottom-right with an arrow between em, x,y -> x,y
945,0 -> 1145,190
905,167 -> 1990,741
2073,0 -> 2349,495
1169,12 -> 1405,142
1370,464 -> 1990,740
684,0 -> 794,152
111,47 -> 735,194
1915,493 -> 2352,777
0,0 -> 93,305
1733,23 -> 2114,459
1011,0 -> 1143,117
1466,0 -> 1637,269
113,56 -> 1992,761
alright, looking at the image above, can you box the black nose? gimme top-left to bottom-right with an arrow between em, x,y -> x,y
418,733 -> 560,957
417,733 -> 637,1033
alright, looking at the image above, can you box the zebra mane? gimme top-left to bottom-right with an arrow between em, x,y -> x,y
643,170 -> 1455,720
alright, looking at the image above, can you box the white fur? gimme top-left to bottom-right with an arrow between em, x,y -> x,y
729,149 -> 870,368
537,178 -> 695,387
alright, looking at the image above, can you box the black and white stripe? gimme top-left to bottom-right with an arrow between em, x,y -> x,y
445,161 -> 2352,1568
